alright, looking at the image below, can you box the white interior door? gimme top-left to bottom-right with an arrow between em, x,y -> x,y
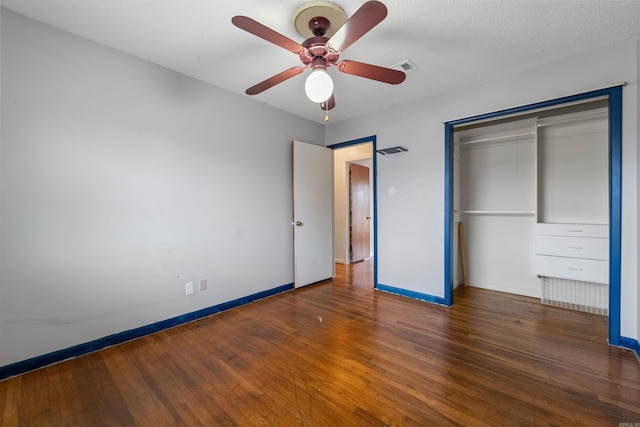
293,140 -> 333,288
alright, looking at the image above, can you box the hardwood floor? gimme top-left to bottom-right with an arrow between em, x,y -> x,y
1,260 -> 639,426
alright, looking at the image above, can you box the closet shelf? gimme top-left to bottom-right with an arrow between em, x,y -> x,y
459,210 -> 536,216
457,131 -> 534,146
537,110 -> 607,128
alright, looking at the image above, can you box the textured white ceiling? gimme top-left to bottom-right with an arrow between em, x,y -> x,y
2,0 -> 640,124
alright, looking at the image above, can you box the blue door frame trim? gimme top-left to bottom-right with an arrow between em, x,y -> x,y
444,86 -> 624,347
0,282 -> 294,379
328,136 -> 378,287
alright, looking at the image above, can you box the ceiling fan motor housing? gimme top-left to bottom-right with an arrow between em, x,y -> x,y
301,36 -> 338,66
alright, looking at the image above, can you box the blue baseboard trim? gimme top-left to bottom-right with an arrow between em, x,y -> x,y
618,336 -> 640,360
0,283 -> 294,380
375,283 -> 447,306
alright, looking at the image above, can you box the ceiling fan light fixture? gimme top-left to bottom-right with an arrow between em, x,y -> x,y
305,68 -> 333,103
234,1 -> 403,114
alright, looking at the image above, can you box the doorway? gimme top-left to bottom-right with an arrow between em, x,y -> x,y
328,136 -> 377,287
349,162 -> 371,263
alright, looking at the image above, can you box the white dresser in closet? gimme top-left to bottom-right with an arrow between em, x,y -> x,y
535,223 -> 609,284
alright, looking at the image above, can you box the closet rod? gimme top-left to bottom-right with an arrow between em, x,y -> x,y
460,210 -> 536,216
457,131 -> 534,146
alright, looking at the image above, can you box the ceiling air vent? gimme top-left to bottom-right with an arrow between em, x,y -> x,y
392,59 -> 418,73
376,146 -> 408,155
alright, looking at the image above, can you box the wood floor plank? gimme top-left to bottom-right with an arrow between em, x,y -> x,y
1,259 -> 639,425
0,375 -> 20,427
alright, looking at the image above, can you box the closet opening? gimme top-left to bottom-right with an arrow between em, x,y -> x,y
444,86 -> 623,346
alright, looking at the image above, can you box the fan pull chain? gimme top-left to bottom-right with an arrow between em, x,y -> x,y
324,98 -> 330,122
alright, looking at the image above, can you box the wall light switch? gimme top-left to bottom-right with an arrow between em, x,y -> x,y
199,279 -> 207,291
185,282 -> 194,295
388,186 -> 395,196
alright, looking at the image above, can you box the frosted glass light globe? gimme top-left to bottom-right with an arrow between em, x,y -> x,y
305,69 -> 333,103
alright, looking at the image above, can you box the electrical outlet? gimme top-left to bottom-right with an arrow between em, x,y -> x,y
199,279 -> 207,291
185,282 -> 194,295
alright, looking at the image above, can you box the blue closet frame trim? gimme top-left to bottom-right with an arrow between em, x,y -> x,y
377,283 -> 447,305
444,124 -> 455,307
328,135 -> 378,288
443,86 -> 624,347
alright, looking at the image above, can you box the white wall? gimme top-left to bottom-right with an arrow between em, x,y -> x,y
326,40 -> 639,341
333,143 -> 373,264
0,10 -> 324,366
537,113 -> 609,224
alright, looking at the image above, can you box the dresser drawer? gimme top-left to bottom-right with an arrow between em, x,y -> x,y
536,223 -> 608,238
536,235 -> 609,260
536,255 -> 609,284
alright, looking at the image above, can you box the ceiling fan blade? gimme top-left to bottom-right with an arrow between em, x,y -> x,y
326,1 -> 387,53
246,66 -> 306,95
320,94 -> 336,110
338,60 -> 405,84
232,16 -> 307,55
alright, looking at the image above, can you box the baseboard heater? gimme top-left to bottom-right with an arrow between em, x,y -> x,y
540,276 -> 609,316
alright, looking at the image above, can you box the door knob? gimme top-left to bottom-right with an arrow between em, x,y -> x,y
366,216 -> 371,220
295,221 -> 303,226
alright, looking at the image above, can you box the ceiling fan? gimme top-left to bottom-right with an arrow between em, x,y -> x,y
231,1 -> 406,115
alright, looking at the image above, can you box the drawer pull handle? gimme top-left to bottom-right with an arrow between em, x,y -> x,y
567,246 -> 583,250
567,229 -> 583,233
568,267 -> 583,271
